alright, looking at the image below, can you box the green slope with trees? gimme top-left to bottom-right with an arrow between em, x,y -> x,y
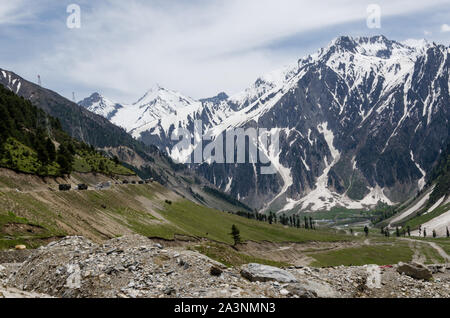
0,84 -> 134,177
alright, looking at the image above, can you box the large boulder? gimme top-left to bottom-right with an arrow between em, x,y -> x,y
285,280 -> 339,298
397,262 -> 433,280
240,263 -> 297,283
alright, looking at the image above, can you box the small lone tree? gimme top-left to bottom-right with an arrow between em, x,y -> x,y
433,229 -> 437,238
364,226 -> 369,237
407,226 -> 411,237
396,227 -> 400,237
423,228 -> 427,238
447,227 -> 450,238
230,224 -> 241,246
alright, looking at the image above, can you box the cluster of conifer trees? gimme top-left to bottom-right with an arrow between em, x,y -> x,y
0,84 -> 116,176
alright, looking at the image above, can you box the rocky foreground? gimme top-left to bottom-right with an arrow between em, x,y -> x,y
0,235 -> 449,298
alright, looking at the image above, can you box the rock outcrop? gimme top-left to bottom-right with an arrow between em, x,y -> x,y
240,263 -> 298,283
397,262 -> 433,281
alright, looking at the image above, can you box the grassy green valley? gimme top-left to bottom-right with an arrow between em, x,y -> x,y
0,175 -> 445,268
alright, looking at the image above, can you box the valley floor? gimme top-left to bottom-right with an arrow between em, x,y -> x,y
1,168 -> 449,298
0,235 -> 449,299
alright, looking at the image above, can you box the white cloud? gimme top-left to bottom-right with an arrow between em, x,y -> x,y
441,23 -> 450,32
2,0 -> 449,102
0,0 -> 45,25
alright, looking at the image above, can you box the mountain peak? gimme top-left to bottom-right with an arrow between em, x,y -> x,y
78,92 -> 122,120
323,35 -> 429,60
148,83 -> 165,93
133,84 -> 172,105
200,92 -> 229,104
330,35 -> 358,52
79,92 -> 101,106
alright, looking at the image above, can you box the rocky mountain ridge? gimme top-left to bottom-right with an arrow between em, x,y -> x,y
80,35 -> 450,212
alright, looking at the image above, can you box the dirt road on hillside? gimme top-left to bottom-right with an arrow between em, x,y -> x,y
401,238 -> 450,262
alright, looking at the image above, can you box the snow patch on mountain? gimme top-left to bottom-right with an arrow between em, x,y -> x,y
280,123 -> 340,212
0,69 -> 22,94
389,187 -> 435,226
411,204 -> 450,237
410,151 -> 426,190
424,196 -> 446,215
259,128 -> 293,208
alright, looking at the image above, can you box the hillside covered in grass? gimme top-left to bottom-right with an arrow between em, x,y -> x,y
0,180 -> 349,249
2,180 -> 444,267
0,85 -> 134,177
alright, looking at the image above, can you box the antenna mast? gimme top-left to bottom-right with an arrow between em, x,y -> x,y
37,75 -> 41,87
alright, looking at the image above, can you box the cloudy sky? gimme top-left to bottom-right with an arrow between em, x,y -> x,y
0,0 -> 449,103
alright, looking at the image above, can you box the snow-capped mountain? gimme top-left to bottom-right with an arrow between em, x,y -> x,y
79,86 -> 236,159
80,35 -> 450,213
78,92 -> 123,120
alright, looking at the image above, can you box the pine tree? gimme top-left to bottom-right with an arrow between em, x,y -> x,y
433,229 -> 437,238
36,143 -> 49,165
230,225 -> 241,246
364,226 -> 369,237
304,216 -> 309,229
57,144 -> 73,175
407,226 -> 411,237
447,227 -> 450,238
45,138 -> 56,162
396,227 -> 400,237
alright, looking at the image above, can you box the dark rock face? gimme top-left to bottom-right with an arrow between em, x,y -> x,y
187,37 -> 449,211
